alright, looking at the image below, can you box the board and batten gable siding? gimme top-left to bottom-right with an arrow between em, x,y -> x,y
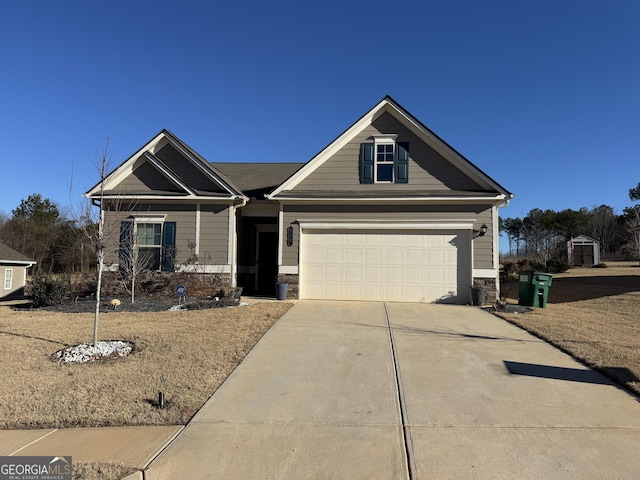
294,112 -> 483,192
155,145 -> 226,193
101,203 -> 230,267
116,161 -> 184,194
281,204 -> 494,269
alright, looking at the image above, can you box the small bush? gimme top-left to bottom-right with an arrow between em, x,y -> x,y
31,273 -> 72,307
500,261 -> 519,283
594,263 -> 608,268
546,259 -> 570,274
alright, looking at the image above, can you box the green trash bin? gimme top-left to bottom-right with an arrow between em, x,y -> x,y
518,271 -> 553,308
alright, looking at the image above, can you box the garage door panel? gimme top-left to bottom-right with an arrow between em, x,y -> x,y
301,229 -> 471,303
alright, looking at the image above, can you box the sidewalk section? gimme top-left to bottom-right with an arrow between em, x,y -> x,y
0,426 -> 182,471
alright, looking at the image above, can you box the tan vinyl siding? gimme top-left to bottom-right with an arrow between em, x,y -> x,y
0,265 -> 27,300
155,145 -> 226,193
281,204 -> 493,269
116,161 -> 184,194
295,112 -> 482,192
102,203 -> 230,267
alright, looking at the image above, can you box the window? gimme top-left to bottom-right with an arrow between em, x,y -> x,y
376,143 -> 395,182
137,223 -> 162,271
359,139 -> 409,184
120,219 -> 176,272
4,269 -> 13,290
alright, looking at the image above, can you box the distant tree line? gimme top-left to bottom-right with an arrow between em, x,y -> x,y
0,193 -> 95,274
500,183 -> 640,265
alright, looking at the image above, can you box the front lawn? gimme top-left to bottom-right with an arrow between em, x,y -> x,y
495,262 -> 640,396
0,302 -> 292,429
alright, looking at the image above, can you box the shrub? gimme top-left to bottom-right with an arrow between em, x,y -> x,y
500,261 -> 519,283
31,273 -> 72,307
594,263 -> 608,268
546,259 -> 570,274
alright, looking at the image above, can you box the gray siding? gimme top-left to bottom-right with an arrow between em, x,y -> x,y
102,202 -> 230,267
281,204 -> 493,269
295,112 -> 483,192
199,204 -> 231,265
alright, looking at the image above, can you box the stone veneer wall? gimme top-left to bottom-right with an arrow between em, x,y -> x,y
473,277 -> 497,304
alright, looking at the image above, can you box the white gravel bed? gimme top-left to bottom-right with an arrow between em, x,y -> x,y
52,341 -> 134,364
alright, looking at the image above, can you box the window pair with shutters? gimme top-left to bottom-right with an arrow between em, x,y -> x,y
119,220 -> 176,272
359,141 -> 409,184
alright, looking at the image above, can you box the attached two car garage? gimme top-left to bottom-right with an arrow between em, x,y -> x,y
299,226 -> 472,303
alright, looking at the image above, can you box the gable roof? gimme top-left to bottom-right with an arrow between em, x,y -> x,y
211,162 -> 304,198
267,95 -> 513,201
571,234 -> 600,243
85,130 -> 247,203
0,242 -> 36,265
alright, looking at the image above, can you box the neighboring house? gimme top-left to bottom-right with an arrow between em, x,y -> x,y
568,234 -> 601,266
0,242 -> 36,300
85,96 -> 513,303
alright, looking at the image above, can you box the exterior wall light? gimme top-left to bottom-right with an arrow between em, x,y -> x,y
473,223 -> 488,238
287,226 -> 293,246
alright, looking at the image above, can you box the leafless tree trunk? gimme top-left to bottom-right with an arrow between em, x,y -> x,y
92,144 -> 111,347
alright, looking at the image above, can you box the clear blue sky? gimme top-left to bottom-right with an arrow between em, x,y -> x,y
1,0 -> 639,225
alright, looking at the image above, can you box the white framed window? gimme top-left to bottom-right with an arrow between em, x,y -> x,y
375,142 -> 395,183
4,269 -> 13,290
360,135 -> 408,185
137,223 -> 163,271
120,216 -> 176,273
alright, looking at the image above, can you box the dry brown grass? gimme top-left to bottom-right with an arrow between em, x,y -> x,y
496,261 -> 640,396
0,302 -> 293,430
73,461 -> 137,480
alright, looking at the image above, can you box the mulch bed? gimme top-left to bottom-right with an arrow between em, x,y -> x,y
14,295 -> 239,314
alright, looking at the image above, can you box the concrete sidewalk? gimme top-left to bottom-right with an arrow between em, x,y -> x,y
0,425 -> 182,475
144,301 -> 640,479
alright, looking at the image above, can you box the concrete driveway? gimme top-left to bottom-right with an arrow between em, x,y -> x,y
145,301 -> 640,479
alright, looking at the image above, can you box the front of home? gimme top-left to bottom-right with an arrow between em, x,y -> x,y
86,96 -> 513,303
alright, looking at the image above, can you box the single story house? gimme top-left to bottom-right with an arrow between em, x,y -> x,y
0,242 -> 36,300
85,96 -> 513,303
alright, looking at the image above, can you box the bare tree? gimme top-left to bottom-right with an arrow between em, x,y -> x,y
91,143 -> 112,346
117,220 -> 156,304
71,142 -> 113,347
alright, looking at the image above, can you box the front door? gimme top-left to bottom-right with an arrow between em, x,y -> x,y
256,231 -> 278,295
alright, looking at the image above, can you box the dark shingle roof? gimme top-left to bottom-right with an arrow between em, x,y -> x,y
210,163 -> 304,198
0,242 -> 35,264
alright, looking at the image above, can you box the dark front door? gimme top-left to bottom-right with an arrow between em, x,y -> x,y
256,231 -> 278,295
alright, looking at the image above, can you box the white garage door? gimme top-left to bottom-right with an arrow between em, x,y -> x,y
301,229 -> 471,303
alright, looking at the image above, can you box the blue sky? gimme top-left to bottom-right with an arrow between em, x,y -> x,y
1,0 -> 639,227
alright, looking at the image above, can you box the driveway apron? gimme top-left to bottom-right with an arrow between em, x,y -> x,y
146,301 -> 640,479
386,302 -> 640,479
145,301 -> 408,479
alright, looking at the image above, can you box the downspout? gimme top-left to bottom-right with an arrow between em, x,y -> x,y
495,196 -> 513,299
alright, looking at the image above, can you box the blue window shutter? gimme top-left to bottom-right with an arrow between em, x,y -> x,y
359,143 -> 374,184
395,142 -> 409,183
119,221 -> 133,272
161,222 -> 177,272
